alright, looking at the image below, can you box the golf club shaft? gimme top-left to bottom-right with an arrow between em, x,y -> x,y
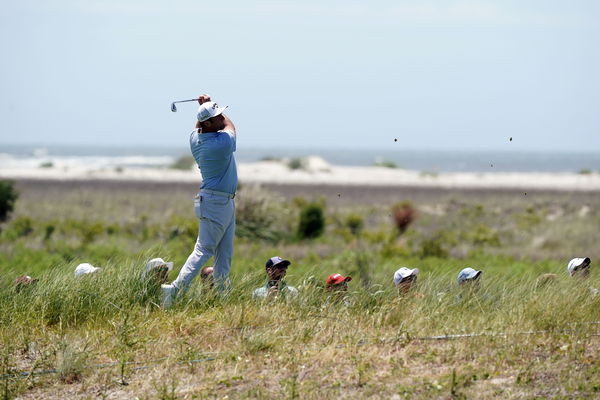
173,99 -> 198,104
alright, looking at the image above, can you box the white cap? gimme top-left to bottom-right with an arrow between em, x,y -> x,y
143,258 -> 174,277
74,263 -> 101,277
197,101 -> 228,122
457,267 -> 482,284
567,257 -> 591,276
393,267 -> 420,286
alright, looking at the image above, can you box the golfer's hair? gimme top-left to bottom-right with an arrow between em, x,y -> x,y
199,120 -> 209,130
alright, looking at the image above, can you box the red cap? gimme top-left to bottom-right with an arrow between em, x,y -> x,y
326,273 -> 352,285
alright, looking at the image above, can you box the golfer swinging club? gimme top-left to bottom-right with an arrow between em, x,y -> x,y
161,94 -> 237,308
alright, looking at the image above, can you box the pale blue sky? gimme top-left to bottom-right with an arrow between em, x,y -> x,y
1,1 -> 599,151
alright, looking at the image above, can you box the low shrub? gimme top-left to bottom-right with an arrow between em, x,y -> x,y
297,202 -> 325,239
11,216 -> 34,237
287,158 -> 306,170
418,231 -> 451,258
235,188 -> 291,242
466,224 -> 501,247
391,201 -> 416,234
516,206 -> 543,229
345,213 -> 364,236
374,160 -> 397,168
0,179 -> 18,223
44,223 -> 56,241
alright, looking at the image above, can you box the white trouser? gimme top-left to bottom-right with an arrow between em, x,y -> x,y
172,190 -> 235,292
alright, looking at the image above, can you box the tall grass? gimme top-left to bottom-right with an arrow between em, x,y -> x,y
1,182 -> 600,398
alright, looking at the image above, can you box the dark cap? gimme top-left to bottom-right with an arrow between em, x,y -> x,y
266,256 -> 291,269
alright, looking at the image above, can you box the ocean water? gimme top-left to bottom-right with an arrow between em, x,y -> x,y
1,144 -> 600,173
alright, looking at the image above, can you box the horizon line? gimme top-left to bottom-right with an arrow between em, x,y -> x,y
1,142 -> 599,155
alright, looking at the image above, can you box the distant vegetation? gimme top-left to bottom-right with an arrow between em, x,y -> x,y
39,161 -> 54,168
287,157 -> 306,170
0,179 -> 18,223
391,201 -> 415,234
420,170 -> 439,178
297,201 -> 325,239
260,156 -> 281,162
373,159 -> 397,168
170,155 -> 195,170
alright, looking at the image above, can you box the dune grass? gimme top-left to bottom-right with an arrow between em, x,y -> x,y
1,181 -> 599,399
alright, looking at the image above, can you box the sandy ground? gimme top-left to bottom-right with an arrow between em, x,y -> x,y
3,156 -> 600,192
12,177 -> 600,209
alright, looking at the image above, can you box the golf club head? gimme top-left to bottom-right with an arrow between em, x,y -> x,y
171,102 -> 177,112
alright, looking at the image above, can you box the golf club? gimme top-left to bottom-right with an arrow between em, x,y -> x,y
171,98 -> 199,112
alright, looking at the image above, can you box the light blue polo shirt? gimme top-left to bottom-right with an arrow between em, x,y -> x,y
189,129 -> 237,194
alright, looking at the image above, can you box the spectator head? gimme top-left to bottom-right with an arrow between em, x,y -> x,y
393,267 -> 420,294
457,268 -> 482,285
567,257 -> 591,278
200,266 -> 214,287
74,263 -> 101,278
326,273 -> 352,292
143,258 -> 173,284
14,275 -> 38,293
265,256 -> 291,282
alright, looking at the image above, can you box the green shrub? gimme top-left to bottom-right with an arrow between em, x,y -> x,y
44,223 -> 56,240
516,206 -> 543,229
381,242 -> 410,258
460,204 -> 485,219
466,224 -> 501,247
287,158 -> 306,170
170,155 -> 195,170
80,221 -> 104,244
260,156 -> 281,162
11,216 -> 34,237
418,232 -> 451,258
345,214 -> 364,236
168,215 -> 197,241
0,180 -> 18,223
373,160 -> 397,168
297,202 -> 325,239
39,161 -> 54,168
235,188 -> 291,242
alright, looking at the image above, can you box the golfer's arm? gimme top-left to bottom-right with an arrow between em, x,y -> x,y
223,114 -> 236,135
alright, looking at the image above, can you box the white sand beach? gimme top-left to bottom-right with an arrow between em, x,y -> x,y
1,156 -> 600,191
